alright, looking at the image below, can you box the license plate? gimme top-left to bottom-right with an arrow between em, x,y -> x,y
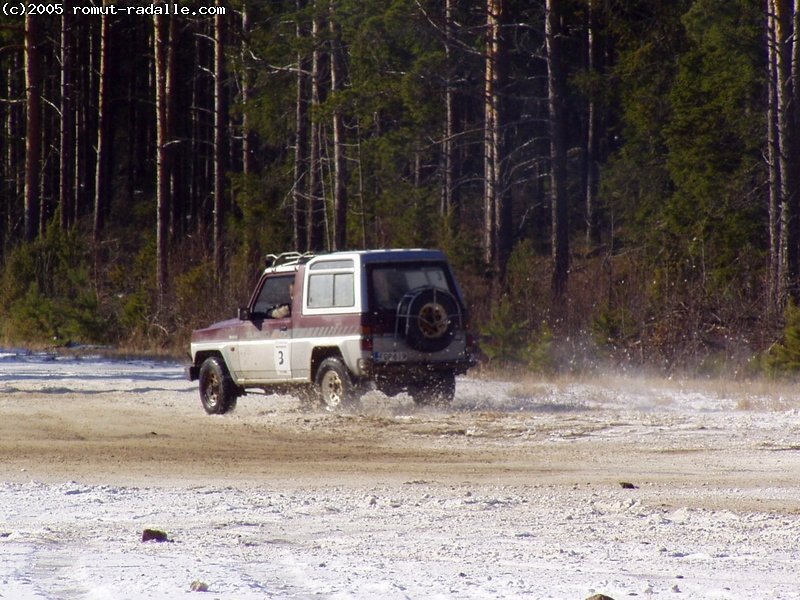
375,351 -> 408,363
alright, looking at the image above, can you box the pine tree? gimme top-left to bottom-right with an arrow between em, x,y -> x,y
23,13 -> 42,242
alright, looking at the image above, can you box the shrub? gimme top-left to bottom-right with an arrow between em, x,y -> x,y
764,300 -> 800,375
521,323 -> 556,374
479,296 -> 529,364
0,225 -> 106,345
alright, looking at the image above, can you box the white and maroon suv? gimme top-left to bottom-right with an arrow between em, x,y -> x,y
186,249 -> 476,413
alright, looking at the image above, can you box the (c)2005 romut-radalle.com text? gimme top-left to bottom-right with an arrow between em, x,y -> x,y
2,2 -> 226,17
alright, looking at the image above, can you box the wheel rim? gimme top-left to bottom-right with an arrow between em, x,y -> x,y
320,369 -> 344,408
418,302 -> 449,338
203,372 -> 221,409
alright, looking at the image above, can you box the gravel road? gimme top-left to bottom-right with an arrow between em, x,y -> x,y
1,354 -> 800,598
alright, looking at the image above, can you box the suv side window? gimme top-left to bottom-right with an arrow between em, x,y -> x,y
308,273 -> 354,308
252,274 -> 294,317
305,259 -> 356,311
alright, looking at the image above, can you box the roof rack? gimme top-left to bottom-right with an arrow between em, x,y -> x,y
265,252 -> 315,268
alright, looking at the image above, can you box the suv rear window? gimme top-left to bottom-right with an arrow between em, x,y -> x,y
369,264 -> 452,310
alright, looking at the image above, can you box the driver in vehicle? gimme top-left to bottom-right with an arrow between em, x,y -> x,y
268,283 -> 293,319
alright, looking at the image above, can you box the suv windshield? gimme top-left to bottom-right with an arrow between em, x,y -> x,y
369,263 -> 452,311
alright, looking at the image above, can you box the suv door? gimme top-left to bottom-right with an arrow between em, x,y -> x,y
236,273 -> 295,382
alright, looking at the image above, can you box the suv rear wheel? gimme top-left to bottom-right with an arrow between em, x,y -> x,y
198,356 -> 238,415
316,357 -> 357,410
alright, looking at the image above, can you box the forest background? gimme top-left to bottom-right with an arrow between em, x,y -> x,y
3,0 -> 800,376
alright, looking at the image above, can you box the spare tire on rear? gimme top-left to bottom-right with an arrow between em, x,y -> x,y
399,288 -> 459,352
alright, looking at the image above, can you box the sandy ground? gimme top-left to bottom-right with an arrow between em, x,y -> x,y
2,355 -> 800,598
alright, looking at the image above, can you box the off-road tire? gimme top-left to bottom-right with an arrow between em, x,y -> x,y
198,356 -> 238,415
316,357 -> 357,410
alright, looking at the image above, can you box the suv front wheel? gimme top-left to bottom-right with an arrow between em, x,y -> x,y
198,356 -> 238,415
316,357 -> 358,410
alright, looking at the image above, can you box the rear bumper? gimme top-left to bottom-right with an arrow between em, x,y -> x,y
358,358 -> 473,396
359,356 -> 475,378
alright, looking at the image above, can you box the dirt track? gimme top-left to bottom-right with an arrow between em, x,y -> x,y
2,364 -> 800,516
0,389 -> 609,485
4,358 -> 800,599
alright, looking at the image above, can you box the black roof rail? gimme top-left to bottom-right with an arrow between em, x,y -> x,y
265,252 -> 315,268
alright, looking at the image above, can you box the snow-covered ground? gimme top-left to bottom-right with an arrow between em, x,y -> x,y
1,350 -> 800,599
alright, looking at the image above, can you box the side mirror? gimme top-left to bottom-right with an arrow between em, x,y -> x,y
237,307 -> 251,321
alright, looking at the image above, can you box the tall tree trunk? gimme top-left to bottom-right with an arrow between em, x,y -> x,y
24,14 -> 42,242
39,57 -> 56,237
307,1 -> 326,252
483,0 -> 497,269
125,28 -> 139,213
73,67 -> 84,225
241,1 -> 253,178
213,2 -> 226,276
767,1 -> 782,313
59,1 -> 74,230
483,0 -> 510,278
442,0 -> 458,223
240,0 -> 254,254
7,52 -> 23,240
774,0 -> 799,304
74,22 -> 91,225
154,13 -> 170,298
167,16 -> 180,239
794,1 -> 800,123
584,0 -> 600,248
189,25 -> 203,234
546,0 -> 570,299
4,61 -> 12,241
94,11 -> 111,241
293,0 -> 309,251
330,0 -> 347,250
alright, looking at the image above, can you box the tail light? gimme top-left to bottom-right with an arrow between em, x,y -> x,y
465,321 -> 476,352
466,333 -> 476,352
360,325 -> 373,352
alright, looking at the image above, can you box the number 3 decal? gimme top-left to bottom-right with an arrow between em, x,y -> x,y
274,342 -> 290,374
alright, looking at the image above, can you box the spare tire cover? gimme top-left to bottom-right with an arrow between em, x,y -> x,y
403,288 -> 458,352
